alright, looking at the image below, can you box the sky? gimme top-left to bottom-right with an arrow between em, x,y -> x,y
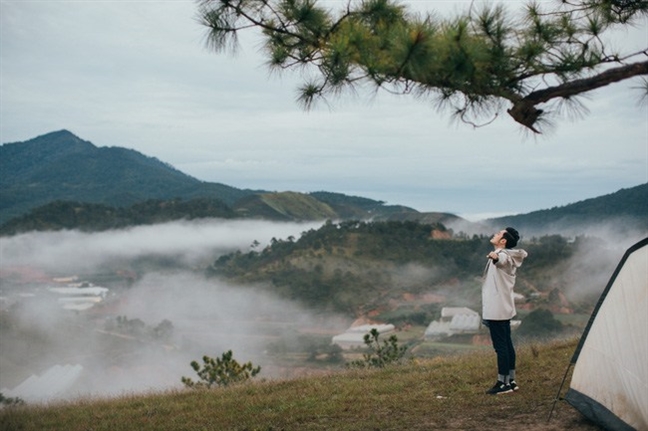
1,0 -> 647,221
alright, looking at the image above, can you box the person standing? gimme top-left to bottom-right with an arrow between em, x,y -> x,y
482,227 -> 527,395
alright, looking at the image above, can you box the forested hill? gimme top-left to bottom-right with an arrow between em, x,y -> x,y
1,130 -> 645,236
206,220 -> 612,316
487,183 -> 648,235
0,130 -> 431,228
0,130 -> 255,224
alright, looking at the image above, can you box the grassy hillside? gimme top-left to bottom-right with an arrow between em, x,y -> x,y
234,192 -> 339,220
0,338 -> 600,431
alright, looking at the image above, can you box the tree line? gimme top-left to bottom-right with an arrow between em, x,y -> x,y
207,220 -> 611,316
0,198 -> 236,235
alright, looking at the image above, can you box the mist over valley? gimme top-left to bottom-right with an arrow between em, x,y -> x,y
1,219 -> 343,402
1,215 -> 644,404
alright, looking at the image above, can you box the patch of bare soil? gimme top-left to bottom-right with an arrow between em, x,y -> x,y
489,401 -> 602,431
421,399 -> 603,431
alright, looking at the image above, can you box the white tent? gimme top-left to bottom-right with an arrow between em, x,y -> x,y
563,238 -> 648,431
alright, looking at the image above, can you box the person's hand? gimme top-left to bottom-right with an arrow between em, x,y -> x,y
487,252 -> 499,261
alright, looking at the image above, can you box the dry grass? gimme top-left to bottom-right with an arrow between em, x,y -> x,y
0,338 -> 602,431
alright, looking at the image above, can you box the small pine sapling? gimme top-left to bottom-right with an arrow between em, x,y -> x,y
182,350 -> 261,389
348,328 -> 408,368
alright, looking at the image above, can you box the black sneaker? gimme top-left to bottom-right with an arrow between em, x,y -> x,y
509,380 -> 519,391
486,381 -> 513,395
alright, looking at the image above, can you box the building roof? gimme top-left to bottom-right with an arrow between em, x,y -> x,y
332,324 -> 395,349
441,307 -> 479,318
1,364 -> 83,403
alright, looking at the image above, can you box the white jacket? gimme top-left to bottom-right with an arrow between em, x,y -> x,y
481,248 -> 528,321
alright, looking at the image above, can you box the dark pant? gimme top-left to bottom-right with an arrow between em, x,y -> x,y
485,319 -> 515,377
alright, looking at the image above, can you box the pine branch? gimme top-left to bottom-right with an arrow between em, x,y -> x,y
508,59 -> 648,132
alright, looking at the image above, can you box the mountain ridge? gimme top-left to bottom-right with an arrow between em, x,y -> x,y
0,130 -> 257,223
1,130 -> 645,235
0,130 -> 431,227
488,183 -> 648,236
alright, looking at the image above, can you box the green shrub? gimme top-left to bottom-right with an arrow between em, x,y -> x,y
181,350 -> 261,389
348,328 -> 408,368
0,392 -> 25,406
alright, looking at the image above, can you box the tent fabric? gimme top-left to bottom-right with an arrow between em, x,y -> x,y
566,389 -> 637,431
565,238 -> 648,431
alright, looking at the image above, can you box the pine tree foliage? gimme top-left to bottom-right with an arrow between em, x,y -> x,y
182,350 -> 261,389
197,0 -> 648,132
347,328 -> 408,368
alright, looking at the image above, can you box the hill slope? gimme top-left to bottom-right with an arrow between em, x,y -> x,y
1,131 -> 430,227
487,183 -> 648,236
0,130 -> 254,224
0,339 -> 600,431
0,199 -> 238,235
207,221 -> 614,317
234,191 -> 339,221
2,130 -> 644,235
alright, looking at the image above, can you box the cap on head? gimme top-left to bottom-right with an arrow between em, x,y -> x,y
503,227 -> 520,249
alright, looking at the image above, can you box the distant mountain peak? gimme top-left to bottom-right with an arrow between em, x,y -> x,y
31,129 -> 94,146
0,130 -> 254,225
42,129 -> 77,138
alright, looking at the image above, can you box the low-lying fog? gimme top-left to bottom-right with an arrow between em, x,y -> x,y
1,218 -> 323,274
0,217 -> 644,404
0,219 -> 351,403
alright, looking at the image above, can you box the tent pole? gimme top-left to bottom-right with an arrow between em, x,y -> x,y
548,362 -> 573,423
